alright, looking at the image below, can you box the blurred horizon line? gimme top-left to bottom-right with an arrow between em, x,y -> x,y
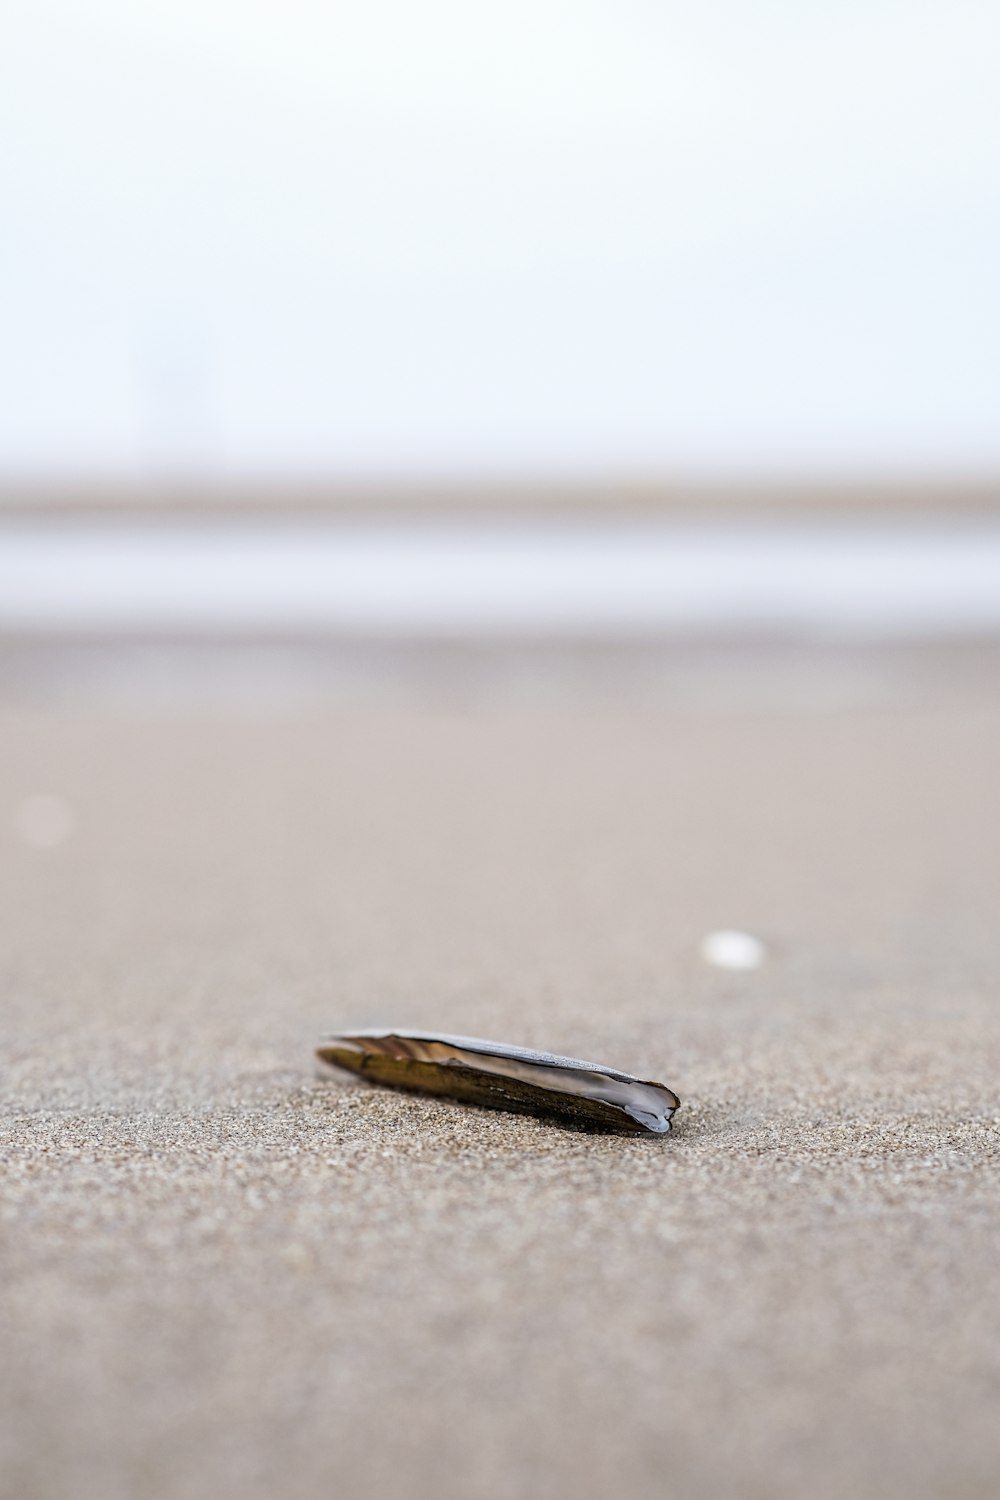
3,474 -> 1000,520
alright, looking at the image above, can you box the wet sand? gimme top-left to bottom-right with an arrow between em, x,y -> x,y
2,641 -> 999,1500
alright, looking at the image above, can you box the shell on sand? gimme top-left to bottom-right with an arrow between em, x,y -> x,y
316,1029 -> 680,1136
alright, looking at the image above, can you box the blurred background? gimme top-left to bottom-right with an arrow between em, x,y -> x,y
3,6 -> 1000,1500
3,0 -> 999,487
1,0 -> 999,640
2,1 -> 1000,644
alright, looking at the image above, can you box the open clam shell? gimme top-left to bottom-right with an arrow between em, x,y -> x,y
315,1029 -> 680,1136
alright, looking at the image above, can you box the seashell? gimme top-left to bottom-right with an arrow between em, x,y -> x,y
315,1029 -> 680,1135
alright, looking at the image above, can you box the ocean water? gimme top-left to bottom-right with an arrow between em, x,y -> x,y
2,517 -> 999,637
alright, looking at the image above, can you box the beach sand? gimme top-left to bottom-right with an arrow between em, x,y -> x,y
2,640 -> 999,1500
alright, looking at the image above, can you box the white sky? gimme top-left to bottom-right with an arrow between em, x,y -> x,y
1,1 -> 998,481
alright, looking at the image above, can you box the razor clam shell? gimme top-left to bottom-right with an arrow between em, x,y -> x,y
315,1029 -> 680,1135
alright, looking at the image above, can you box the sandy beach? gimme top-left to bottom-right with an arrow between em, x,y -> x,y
2,638 -> 999,1500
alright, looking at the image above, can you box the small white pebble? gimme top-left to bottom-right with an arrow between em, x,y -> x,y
14,794 -> 76,849
699,929 -> 766,971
